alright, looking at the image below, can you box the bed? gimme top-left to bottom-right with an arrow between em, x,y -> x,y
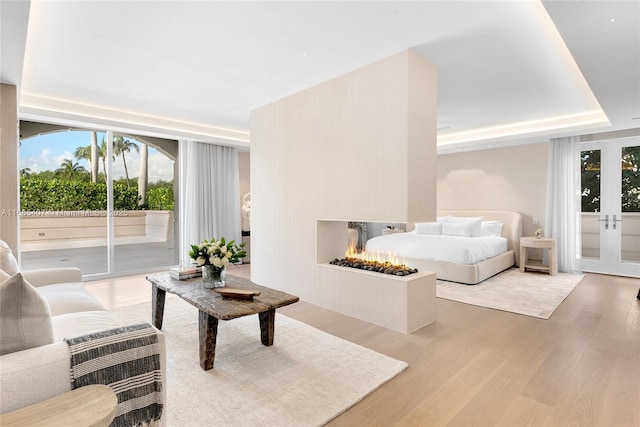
365,210 -> 522,285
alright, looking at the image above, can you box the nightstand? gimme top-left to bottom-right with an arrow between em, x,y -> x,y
520,237 -> 557,275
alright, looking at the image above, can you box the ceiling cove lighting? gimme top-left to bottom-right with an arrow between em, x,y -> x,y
437,110 -> 610,146
438,2 -> 610,147
19,93 -> 250,143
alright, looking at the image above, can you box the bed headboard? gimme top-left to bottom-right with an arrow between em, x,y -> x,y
436,210 -> 523,266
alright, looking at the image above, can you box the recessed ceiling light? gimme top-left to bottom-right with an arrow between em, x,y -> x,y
609,18 -> 616,23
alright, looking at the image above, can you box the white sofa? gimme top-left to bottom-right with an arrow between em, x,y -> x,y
0,241 -> 166,422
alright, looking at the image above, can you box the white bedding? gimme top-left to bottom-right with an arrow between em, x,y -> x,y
365,231 -> 508,265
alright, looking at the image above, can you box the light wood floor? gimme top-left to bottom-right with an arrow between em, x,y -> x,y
86,268 -> 640,426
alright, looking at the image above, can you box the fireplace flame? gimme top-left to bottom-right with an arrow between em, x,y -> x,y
345,242 -> 407,269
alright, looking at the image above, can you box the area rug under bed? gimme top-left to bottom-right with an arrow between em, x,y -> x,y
436,268 -> 585,319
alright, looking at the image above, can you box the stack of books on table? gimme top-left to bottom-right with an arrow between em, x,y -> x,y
169,266 -> 202,280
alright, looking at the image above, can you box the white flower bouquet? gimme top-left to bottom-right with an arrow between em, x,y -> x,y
189,237 -> 246,269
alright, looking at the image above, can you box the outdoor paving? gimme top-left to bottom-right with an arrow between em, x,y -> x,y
21,241 -> 178,276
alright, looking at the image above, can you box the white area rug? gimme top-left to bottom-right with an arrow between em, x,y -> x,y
436,268 -> 585,319
111,298 -> 407,427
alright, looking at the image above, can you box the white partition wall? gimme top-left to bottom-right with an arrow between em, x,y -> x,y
251,49 -> 437,312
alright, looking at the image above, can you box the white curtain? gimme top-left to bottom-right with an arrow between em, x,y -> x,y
179,141 -> 241,265
545,136 -> 582,273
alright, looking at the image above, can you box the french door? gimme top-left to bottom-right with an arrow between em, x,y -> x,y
580,137 -> 640,277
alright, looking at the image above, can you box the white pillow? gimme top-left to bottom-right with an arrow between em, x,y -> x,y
442,222 -> 473,237
436,216 -> 450,223
414,222 -> 442,235
0,240 -> 19,276
444,217 -> 483,237
480,221 -> 503,237
0,273 -> 55,355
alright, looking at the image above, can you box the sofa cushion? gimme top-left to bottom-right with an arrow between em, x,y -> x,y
0,240 -> 19,276
0,273 -> 55,355
51,311 -> 121,341
22,267 -> 83,288
38,283 -> 106,316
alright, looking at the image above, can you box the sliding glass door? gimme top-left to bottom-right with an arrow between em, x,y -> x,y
19,124 -> 178,278
19,129 -> 109,275
580,137 -> 640,277
112,134 -> 177,273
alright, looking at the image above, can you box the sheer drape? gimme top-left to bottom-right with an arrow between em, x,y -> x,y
179,141 -> 241,264
545,136 -> 582,273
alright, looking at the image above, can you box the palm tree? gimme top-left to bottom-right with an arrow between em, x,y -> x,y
74,145 -> 93,182
113,136 -> 139,188
20,167 -> 32,177
90,132 -> 99,182
73,132 -> 106,183
137,143 -> 148,206
56,158 -> 86,181
98,138 -> 108,183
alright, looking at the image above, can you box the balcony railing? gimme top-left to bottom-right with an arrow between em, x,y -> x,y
19,210 -> 177,276
20,210 -> 174,251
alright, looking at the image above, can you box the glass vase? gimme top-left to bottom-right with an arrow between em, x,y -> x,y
202,265 -> 226,288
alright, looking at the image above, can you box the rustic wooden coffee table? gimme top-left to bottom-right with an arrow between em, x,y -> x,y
146,273 -> 299,370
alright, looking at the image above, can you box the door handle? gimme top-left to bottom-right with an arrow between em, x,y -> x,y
597,214 -> 609,229
613,214 -> 623,230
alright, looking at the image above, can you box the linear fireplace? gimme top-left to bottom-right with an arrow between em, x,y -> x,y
317,220 -> 436,333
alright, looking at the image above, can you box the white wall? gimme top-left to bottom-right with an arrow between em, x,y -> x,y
251,50 -> 437,302
238,151 -> 251,261
238,152 -> 250,204
437,142 -> 550,239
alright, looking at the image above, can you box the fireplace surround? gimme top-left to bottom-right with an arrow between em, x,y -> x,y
317,220 -> 436,333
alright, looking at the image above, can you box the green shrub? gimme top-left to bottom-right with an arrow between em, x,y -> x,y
146,186 -> 174,210
20,178 -> 140,211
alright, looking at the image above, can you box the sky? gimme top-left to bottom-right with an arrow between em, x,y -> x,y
20,131 -> 174,182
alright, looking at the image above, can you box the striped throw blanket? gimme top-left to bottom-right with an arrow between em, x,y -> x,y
65,323 -> 163,427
